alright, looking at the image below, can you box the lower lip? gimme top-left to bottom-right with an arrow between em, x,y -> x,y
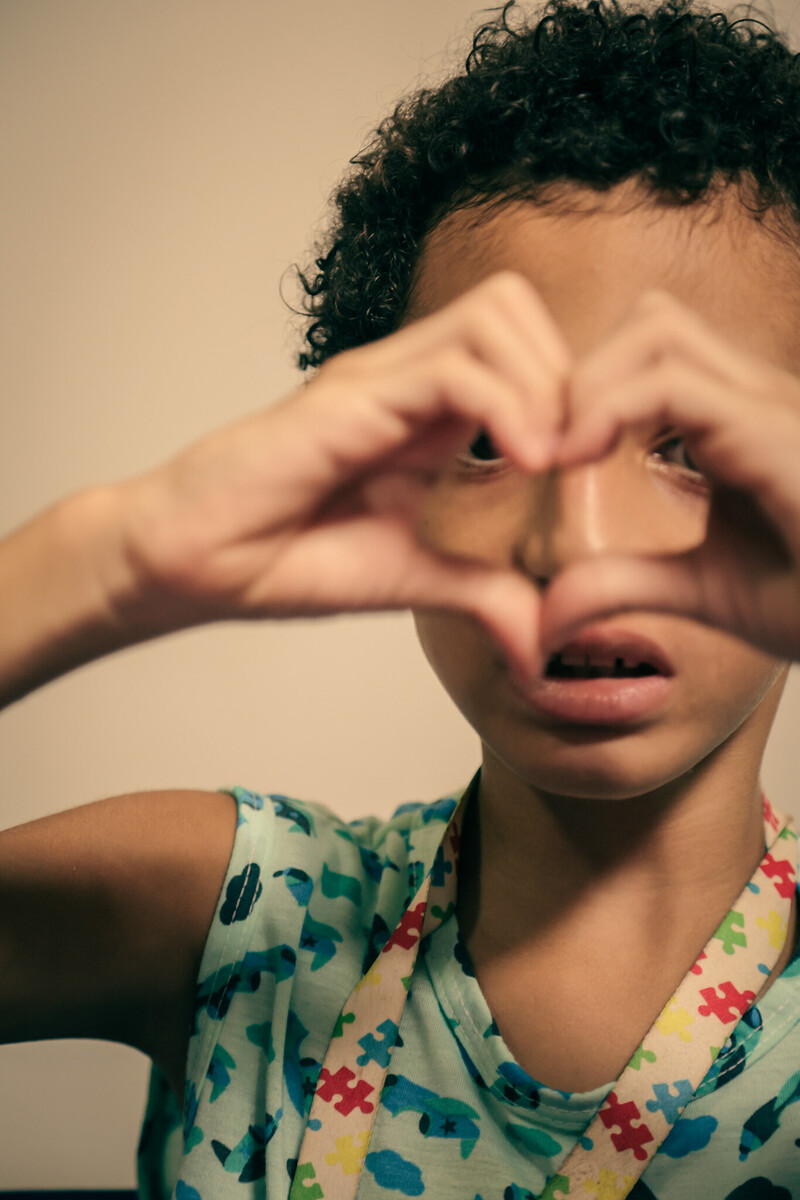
515,674 -> 674,726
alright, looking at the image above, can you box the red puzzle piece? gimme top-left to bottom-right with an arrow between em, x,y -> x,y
448,822 -> 461,867
697,981 -> 755,1022
762,793 -> 780,832
761,852 -> 796,899
598,1091 -> 654,1161
316,1066 -> 375,1116
382,899 -> 426,953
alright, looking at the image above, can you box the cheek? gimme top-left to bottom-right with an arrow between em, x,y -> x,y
413,610 -> 490,699
418,478 -> 524,566
688,631 -> 787,731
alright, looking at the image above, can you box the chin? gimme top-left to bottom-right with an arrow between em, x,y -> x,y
486,731 -> 707,803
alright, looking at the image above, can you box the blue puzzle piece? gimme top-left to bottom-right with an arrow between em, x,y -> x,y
645,1079 -> 695,1124
430,845 -> 453,888
356,1019 -> 399,1067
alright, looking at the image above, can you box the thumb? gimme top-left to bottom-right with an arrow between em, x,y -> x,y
539,550 -> 709,653
407,549 -> 544,683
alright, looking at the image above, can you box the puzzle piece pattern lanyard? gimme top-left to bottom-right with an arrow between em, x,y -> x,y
290,791 -> 797,1199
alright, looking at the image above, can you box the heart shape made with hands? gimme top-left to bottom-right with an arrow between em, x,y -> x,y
443,287 -> 800,682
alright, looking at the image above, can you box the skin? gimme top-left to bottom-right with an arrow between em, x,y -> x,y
410,180 -> 800,1090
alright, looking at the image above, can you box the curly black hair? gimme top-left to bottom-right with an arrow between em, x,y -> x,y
295,0 -> 800,371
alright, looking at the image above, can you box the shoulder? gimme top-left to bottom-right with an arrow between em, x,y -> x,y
219,786 -> 460,929
0,786 -> 239,958
138,785 -> 466,1179
191,784 -> 463,998
0,787 -> 238,1098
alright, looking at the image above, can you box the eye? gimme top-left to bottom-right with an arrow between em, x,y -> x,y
653,434 -> 703,477
461,429 -> 504,464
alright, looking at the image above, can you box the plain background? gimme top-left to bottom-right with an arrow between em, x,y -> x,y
2,0 -> 800,1186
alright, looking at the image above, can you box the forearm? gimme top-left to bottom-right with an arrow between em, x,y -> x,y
0,486 -> 159,709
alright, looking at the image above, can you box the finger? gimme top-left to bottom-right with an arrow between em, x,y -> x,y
394,270 -> 573,378
554,357 -> 762,476
569,289 -> 765,410
397,350 -> 552,470
463,270 -> 574,380
318,350 -> 553,475
358,470 -> 433,523
540,546 -> 800,662
538,549 -> 712,653
356,272 -> 573,429
409,558 -> 543,682
457,301 -> 566,431
555,359 -> 800,565
256,514 -> 543,677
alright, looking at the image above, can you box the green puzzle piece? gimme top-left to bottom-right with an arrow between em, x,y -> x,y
629,1045 -> 658,1071
331,1010 -> 356,1038
713,910 -> 747,955
289,1161 -> 324,1199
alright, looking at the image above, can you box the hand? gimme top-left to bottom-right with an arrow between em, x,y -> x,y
118,272 -> 571,677
539,289 -> 800,662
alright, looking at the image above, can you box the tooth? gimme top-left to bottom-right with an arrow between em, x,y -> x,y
560,654 -> 586,669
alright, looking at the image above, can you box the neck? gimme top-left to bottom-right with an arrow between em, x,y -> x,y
457,740 -> 769,971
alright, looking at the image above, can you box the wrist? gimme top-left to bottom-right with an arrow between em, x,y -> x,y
0,484 -> 170,708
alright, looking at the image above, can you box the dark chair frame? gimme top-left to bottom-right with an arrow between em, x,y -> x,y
0,1192 -> 136,1199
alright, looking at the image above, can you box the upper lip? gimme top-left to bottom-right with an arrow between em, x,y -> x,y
545,626 -> 676,677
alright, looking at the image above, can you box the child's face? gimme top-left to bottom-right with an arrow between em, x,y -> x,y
410,179 -> 798,799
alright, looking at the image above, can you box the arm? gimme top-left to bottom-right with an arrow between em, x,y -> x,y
1,272 -> 565,714
0,271 -> 567,1085
0,788 -> 237,1101
0,487 -> 136,710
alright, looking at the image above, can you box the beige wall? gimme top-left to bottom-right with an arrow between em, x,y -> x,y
1,0 -> 799,1186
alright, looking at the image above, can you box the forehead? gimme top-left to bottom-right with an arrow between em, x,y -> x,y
408,177 -> 800,372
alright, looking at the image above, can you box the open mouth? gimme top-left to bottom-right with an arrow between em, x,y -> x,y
516,628 -> 674,723
546,653 -> 659,680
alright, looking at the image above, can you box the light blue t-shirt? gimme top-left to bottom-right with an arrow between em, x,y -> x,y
137,786 -> 800,1198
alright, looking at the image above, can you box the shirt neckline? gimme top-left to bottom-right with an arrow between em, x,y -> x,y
423,888 -> 800,1125
422,911 -> 611,1133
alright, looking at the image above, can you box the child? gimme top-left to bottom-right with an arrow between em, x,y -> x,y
3,0 -> 800,1195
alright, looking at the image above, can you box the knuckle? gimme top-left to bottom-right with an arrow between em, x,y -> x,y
640,306 -> 689,359
452,298 -> 502,349
489,268 -> 530,292
459,284 -> 499,323
428,343 -> 470,382
474,269 -> 531,305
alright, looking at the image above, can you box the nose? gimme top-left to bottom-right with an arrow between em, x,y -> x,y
513,454 -> 685,588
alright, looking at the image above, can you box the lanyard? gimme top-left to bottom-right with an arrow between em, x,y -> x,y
290,784 -> 797,1199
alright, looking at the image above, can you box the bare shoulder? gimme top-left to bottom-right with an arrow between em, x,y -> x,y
0,788 -> 239,1098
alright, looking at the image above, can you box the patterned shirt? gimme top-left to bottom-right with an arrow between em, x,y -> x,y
137,786 -> 800,1198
